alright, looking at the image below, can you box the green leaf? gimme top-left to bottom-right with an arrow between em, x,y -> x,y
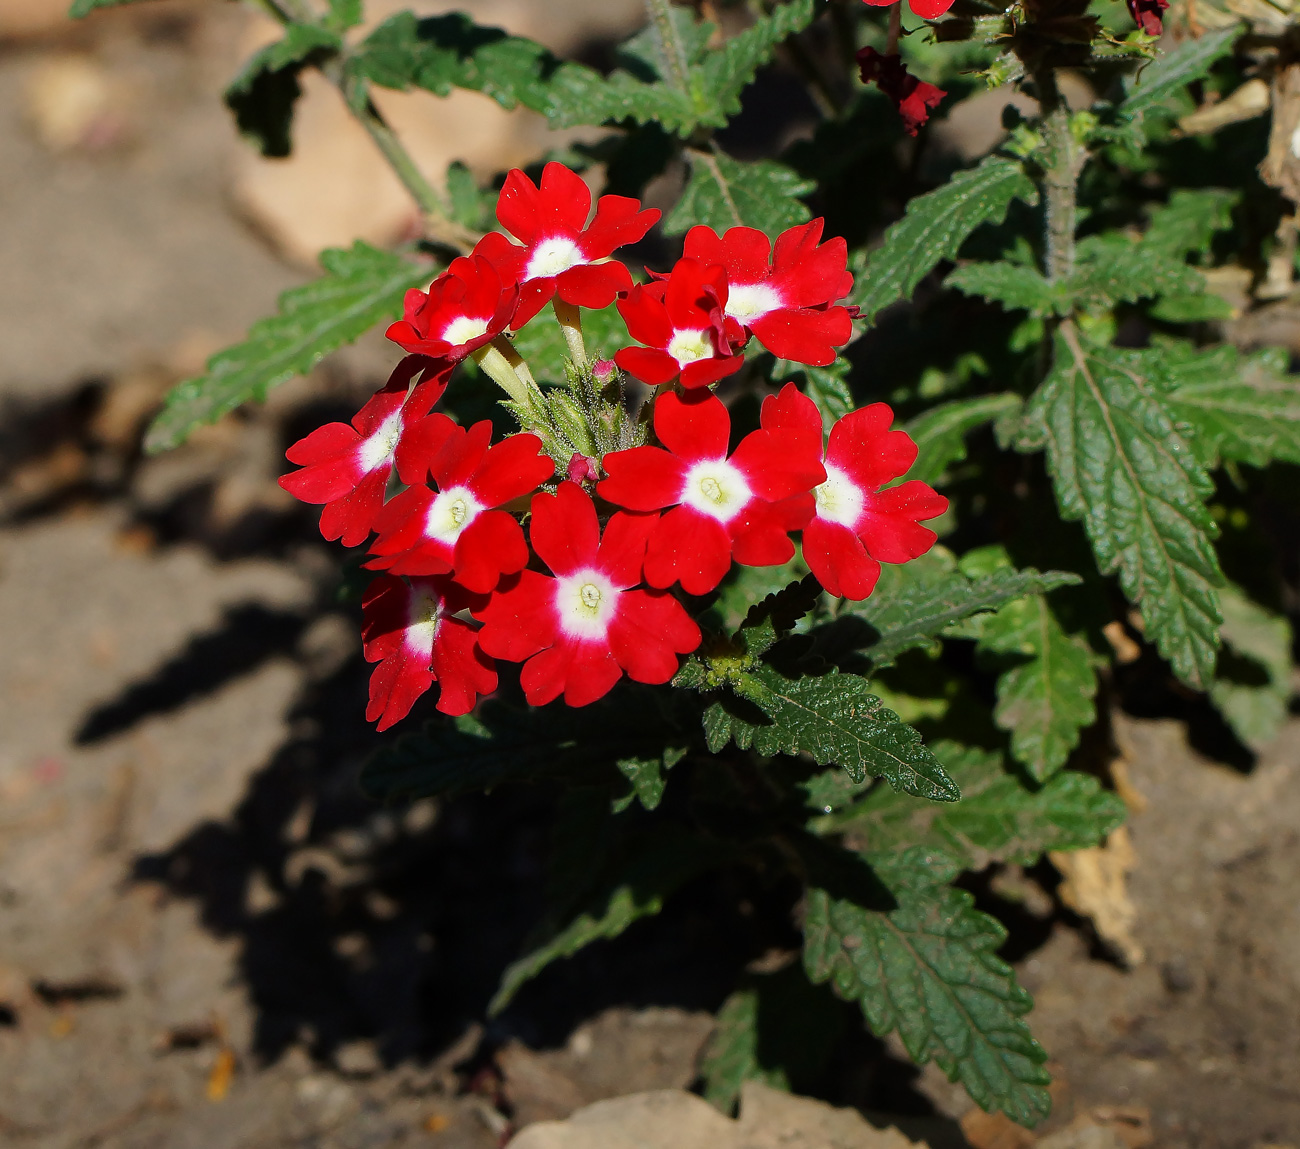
664,151 -> 814,235
614,747 -> 687,812
360,689 -> 690,802
802,849 -> 1051,1126
1016,328 -> 1223,688
325,0 -> 363,32
145,243 -> 431,453
708,557 -> 811,634
701,989 -> 787,1111
1210,584 -> 1294,750
946,262 -> 1057,316
510,303 -> 630,384
694,0 -> 818,124
903,393 -> 1023,485
1120,24 -> 1241,118
810,743 -> 1126,868
490,829 -> 716,1013
736,573 -> 825,659
854,156 -> 1037,325
1148,292 -> 1234,323
844,549 -> 1081,669
709,665 -> 961,801
1162,344 -> 1300,469
1142,189 -> 1238,260
1068,235 -> 1207,311
773,357 -> 855,431
224,24 -> 342,157
445,161 -> 494,231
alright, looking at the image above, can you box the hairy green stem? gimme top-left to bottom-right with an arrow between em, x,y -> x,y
553,298 -> 589,368
1037,72 -> 1084,284
644,0 -> 693,94
474,340 -> 542,414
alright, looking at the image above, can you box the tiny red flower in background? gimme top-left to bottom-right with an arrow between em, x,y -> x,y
362,574 -> 496,729
860,0 -> 955,21
477,482 -> 701,707
764,387 -> 948,600
366,420 -> 553,593
615,258 -> 747,390
475,162 -> 660,328
1127,0 -> 1168,35
683,221 -> 855,366
856,48 -> 946,136
598,385 -> 825,595
386,253 -> 518,361
279,355 -> 451,548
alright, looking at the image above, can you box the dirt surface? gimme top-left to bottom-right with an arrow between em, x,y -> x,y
2,6 -> 1300,1149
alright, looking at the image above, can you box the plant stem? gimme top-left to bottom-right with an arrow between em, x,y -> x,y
645,0 -> 693,94
553,298 -> 589,368
1036,70 -> 1083,284
885,4 -> 901,55
475,337 -> 548,425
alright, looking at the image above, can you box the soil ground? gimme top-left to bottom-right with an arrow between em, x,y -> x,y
1,6 -> 1299,1149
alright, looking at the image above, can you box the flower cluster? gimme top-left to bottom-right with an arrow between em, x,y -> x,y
279,163 -> 946,728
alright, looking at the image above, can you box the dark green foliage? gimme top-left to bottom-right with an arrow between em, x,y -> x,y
665,152 -> 815,234
1120,24 -> 1241,117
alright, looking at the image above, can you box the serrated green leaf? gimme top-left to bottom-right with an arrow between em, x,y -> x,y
325,0 -> 363,32
1121,25 -> 1241,118
695,0 -> 818,124
903,393 -> 1023,485
1142,189 -> 1238,260
1211,584 -> 1294,749
701,989 -> 786,1111
1148,292 -> 1234,323
810,743 -> 1126,868
145,243 -> 431,453
947,262 -> 1058,316
490,829 -> 715,1013
709,556 -> 811,633
844,549 -> 1081,669
225,24 -> 342,157
614,747 -> 687,812
445,161 -> 494,231
664,151 -> 814,235
773,357 -> 855,431
737,574 -> 824,659
854,156 -> 1037,325
1016,328 -> 1223,688
710,666 -> 960,801
1068,235 -> 1206,311
1162,344 -> 1300,469
802,848 -> 1051,1126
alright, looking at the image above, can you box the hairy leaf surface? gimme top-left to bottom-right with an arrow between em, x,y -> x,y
664,151 -> 814,235
1121,24 -> 1240,117
903,393 -> 1023,484
225,24 -> 342,157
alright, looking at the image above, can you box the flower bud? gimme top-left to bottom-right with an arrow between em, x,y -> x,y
567,452 -> 599,484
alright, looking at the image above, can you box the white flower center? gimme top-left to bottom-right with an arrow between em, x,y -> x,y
442,314 -> 490,347
554,569 -> 619,640
404,587 -> 441,659
424,486 -> 483,544
357,410 -> 404,473
725,282 -> 783,323
524,236 -> 586,281
814,463 -> 865,528
680,458 -> 752,523
667,327 -> 713,368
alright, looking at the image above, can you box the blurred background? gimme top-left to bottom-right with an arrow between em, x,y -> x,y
2,2 -> 1300,1146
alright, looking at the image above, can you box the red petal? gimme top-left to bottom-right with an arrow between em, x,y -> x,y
470,432 -> 553,507
581,195 -> 660,259
452,510 -> 529,593
477,569 -> 560,660
663,257 -> 730,327
614,346 -> 681,386
730,428 -> 825,502
803,517 -> 881,600
730,510 -> 798,569
682,225 -> 725,266
643,505 -> 733,595
596,510 -> 658,587
319,470 -> 387,547
361,574 -> 409,663
521,639 -> 622,707
717,226 -> 774,285
618,286 -> 674,351
529,481 -> 600,576
761,382 -> 824,440
369,484 -> 436,556
496,168 -> 543,247
679,354 -> 745,390
498,163 -> 592,246
279,450 -> 365,505
907,0 -> 955,17
474,231 -> 528,285
858,482 -> 947,563
826,404 -> 917,491
770,221 -> 852,308
608,589 -> 702,684
437,420 -> 493,490
557,262 -> 633,310
598,446 -> 688,512
430,618 -> 497,716
748,307 -> 853,366
395,412 -> 458,486
511,278 -> 559,328
654,390 -> 731,462
285,421 -> 360,468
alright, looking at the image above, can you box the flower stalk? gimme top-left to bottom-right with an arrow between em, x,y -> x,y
553,298 -> 589,369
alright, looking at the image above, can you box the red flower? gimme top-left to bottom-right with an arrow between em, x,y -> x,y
361,574 -> 496,729
475,162 -> 660,328
386,253 -> 518,361
860,0 -> 954,21
366,420 -> 554,593
597,386 -> 825,595
279,356 -> 451,548
1127,0 -> 1168,35
763,387 -> 948,600
682,221 -> 855,366
476,483 -> 701,707
614,258 -> 747,390
856,48 -> 946,136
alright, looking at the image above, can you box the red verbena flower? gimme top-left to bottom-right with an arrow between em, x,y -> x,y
476,482 -> 702,707
1127,0 -> 1168,35
386,253 -> 518,361
597,385 -> 825,595
279,355 -> 451,548
366,419 -> 554,593
361,574 -> 496,729
860,0 -> 955,21
764,387 -> 948,600
614,258 -> 747,390
856,48 -> 946,136
475,162 -> 660,329
682,221 -> 855,366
